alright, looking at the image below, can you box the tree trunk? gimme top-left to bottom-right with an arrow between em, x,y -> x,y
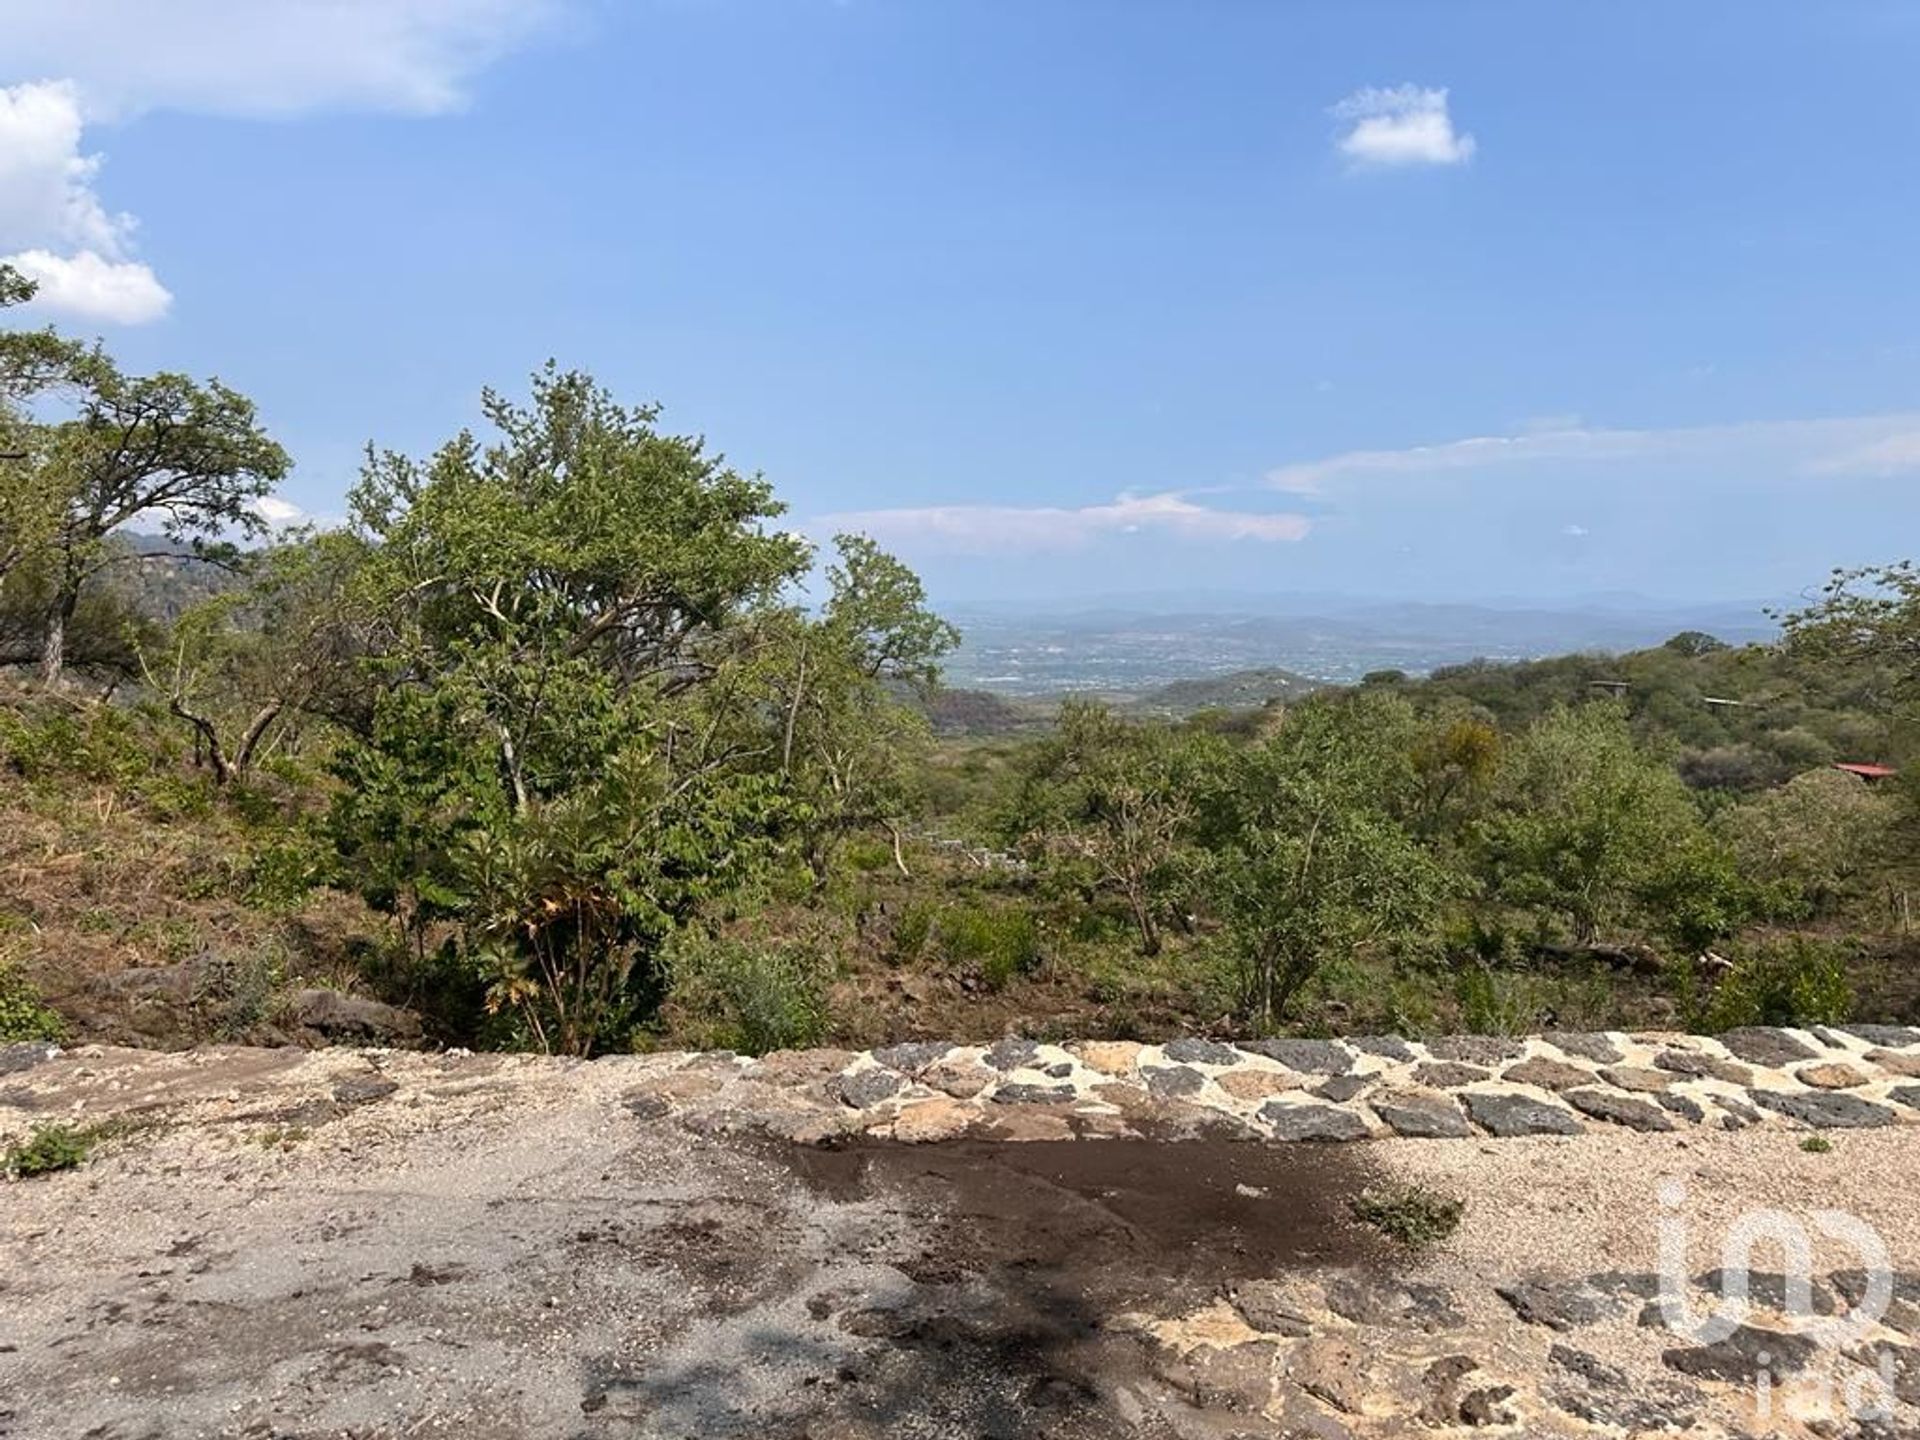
38,584 -> 76,686
1129,892 -> 1161,957
168,700 -> 233,785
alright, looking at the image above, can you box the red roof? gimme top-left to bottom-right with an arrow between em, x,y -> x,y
1833,763 -> 1899,780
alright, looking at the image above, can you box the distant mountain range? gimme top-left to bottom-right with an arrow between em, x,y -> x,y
940,596 -> 1780,696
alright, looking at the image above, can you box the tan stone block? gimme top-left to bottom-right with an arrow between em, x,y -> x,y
1798,1062 -> 1869,1090
1599,1066 -> 1670,1093
923,1060 -> 995,1099
1071,1041 -> 1144,1076
889,1096 -> 975,1144
1870,1049 -> 1920,1078
1285,1338 -> 1373,1416
1502,1057 -> 1596,1091
749,1048 -> 857,1084
1217,1069 -> 1305,1102
982,1108 -> 1074,1142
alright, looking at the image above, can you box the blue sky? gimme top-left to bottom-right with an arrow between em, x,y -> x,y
3,1 -> 1919,606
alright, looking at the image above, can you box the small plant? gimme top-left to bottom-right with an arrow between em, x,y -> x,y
0,964 -> 65,1043
889,901 -> 935,963
939,905 -> 1040,989
662,932 -> 831,1055
1695,937 -> 1854,1031
3,1121 -> 100,1179
254,1124 -> 311,1150
1351,1182 -> 1465,1247
1801,1135 -> 1834,1154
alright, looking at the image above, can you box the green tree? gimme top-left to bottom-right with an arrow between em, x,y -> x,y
1195,694 -> 1448,1027
1407,707 -> 1502,838
1780,561 -> 1920,695
0,265 -> 92,589
330,366 -> 815,1053
136,530 -> 372,784
31,355 -> 289,682
768,534 -> 959,879
1475,703 -> 1729,946
1721,767 -> 1899,919
1012,700 -> 1204,956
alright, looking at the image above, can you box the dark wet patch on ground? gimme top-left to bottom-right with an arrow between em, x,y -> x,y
788,1136 -> 1383,1301
666,1135 -> 1395,1437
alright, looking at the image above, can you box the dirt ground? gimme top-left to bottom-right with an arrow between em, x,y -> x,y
4,1044 -> 1919,1439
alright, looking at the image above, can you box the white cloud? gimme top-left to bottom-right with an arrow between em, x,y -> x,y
0,80 -> 171,324
0,6 -> 567,323
0,0 -> 569,119
1265,412 -> 1920,494
5,248 -> 169,324
251,495 -> 308,528
0,80 -> 128,253
818,491 -> 1311,554
1331,85 -> 1476,168
1810,431 -> 1920,477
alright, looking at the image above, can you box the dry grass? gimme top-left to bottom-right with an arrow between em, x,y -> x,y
0,692 -> 383,1049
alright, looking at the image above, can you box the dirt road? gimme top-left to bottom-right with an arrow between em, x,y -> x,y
3,1042 -> 1918,1438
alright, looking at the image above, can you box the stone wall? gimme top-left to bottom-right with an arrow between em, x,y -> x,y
617,1025 -> 1920,1144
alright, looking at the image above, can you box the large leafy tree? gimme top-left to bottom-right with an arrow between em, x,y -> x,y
331,367 -> 818,1052
0,264 -> 93,589
30,353 -> 289,682
1721,766 -> 1899,920
1012,699 -> 1203,956
1474,702 -> 1735,947
1195,692 -> 1448,1027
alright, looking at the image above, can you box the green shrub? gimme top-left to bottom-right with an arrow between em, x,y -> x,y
840,836 -> 893,873
190,942 -> 290,1039
663,932 -> 830,1055
1453,964 -> 1531,1036
3,1122 -> 98,1178
245,832 -> 331,911
939,905 -> 1040,988
1351,1182 -> 1465,1247
0,705 -> 153,787
132,772 -> 217,822
0,965 -> 65,1043
1696,937 -> 1853,1030
889,901 -> 935,963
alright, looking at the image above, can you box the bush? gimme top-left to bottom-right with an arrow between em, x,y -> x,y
662,932 -> 830,1055
889,900 -> 935,963
1696,937 -> 1854,1030
3,1121 -> 98,1178
244,832 -> 331,911
0,704 -> 155,787
1351,1183 -> 1464,1247
0,964 -> 64,1043
938,905 -> 1040,988
190,941 -> 290,1040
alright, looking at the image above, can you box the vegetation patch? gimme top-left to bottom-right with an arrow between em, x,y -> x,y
7,256 -> 1920,1058
1351,1182 -> 1466,1248
0,962 -> 65,1043
3,1121 -> 102,1179
661,931 -> 832,1055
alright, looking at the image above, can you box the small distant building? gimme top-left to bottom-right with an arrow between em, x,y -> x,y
1833,762 -> 1899,782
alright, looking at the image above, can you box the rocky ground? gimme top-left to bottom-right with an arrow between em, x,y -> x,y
4,1027 -> 1920,1439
